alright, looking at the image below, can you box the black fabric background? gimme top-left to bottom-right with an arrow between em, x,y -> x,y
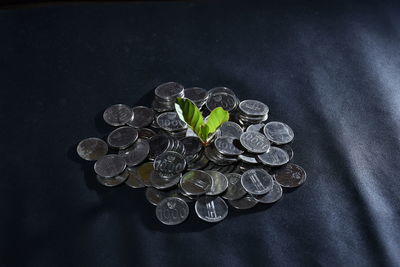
1,1 -> 400,266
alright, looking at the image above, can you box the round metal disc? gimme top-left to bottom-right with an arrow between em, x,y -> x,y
252,180 -> 283,204
241,168 -> 273,195
146,187 -> 169,206
222,173 -> 247,200
154,82 -> 184,101
148,134 -> 171,159
181,136 -> 202,156
195,196 -> 228,223
156,197 -> 189,225
119,138 -> 149,167
107,126 -> 138,149
214,136 -> 244,156
127,106 -> 154,128
239,100 -> 269,116
180,170 -> 212,196
240,131 -> 270,153
77,137 -> 108,161
204,171 -> 229,196
151,171 -> 181,190
94,154 -> 126,178
184,87 -> 208,102
257,146 -> 289,167
136,162 -> 154,186
206,92 -> 237,112
103,104 -> 133,126
156,112 -> 187,132
219,121 -> 243,139
125,167 -> 145,188
228,195 -> 258,209
138,128 -> 156,140
263,121 -> 294,144
273,163 -> 306,188
154,151 -> 186,178
96,169 -> 129,187
246,123 -> 265,133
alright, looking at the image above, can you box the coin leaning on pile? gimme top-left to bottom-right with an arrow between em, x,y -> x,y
76,82 -> 306,225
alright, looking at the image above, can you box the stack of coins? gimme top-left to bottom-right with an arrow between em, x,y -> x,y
237,99 -> 269,126
152,82 -> 185,112
76,82 -> 306,226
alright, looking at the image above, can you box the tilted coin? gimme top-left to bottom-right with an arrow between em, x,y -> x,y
184,87 -> 208,102
146,187 -> 169,206
119,138 -> 149,167
241,168 -> 273,195
138,128 -> 156,140
151,171 -> 181,190
148,134 -> 171,159
94,154 -> 126,178
103,104 -> 133,126
263,121 -> 294,144
195,196 -> 228,223
127,106 -> 154,128
273,163 -> 306,188
219,121 -> 243,139
257,146 -> 289,167
252,180 -> 283,204
240,131 -> 270,153
156,197 -> 189,225
77,137 -> 108,161
107,126 -> 138,149
238,153 -> 258,164
96,169 -> 129,187
154,151 -> 186,178
136,162 -> 154,186
204,171 -> 229,196
228,195 -> 258,210
246,123 -> 265,133
208,87 -> 236,97
180,170 -> 212,196
125,167 -> 145,188
181,137 -> 202,156
239,100 -> 269,116
187,153 -> 209,170
222,173 -> 247,200
206,92 -> 238,112
156,112 -> 187,132
277,144 -> 294,160
214,136 -> 244,156
154,82 -> 184,101
152,99 -> 175,112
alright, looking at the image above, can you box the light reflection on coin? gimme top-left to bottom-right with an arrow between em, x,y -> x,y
239,100 -> 269,116
151,171 -> 181,190
195,196 -> 228,223
127,106 -> 154,128
246,123 -> 265,133
204,171 -> 229,196
156,112 -> 187,132
156,197 -> 189,225
94,154 -> 126,178
257,146 -> 289,167
77,137 -> 108,161
222,173 -> 247,200
219,121 -> 243,139
107,126 -> 138,149
214,136 -> 244,156
119,138 -> 149,167
103,104 -> 133,126
180,170 -> 212,196
240,131 -> 270,153
96,169 -> 129,187
252,180 -> 283,204
154,82 -> 184,101
264,121 -> 294,144
241,168 -> 273,195
228,195 -> 258,209
206,93 -> 237,112
146,187 -> 168,206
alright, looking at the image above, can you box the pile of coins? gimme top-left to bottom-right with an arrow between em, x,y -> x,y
77,82 -> 306,225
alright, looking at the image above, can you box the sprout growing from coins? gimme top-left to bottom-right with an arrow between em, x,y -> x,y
175,97 -> 229,146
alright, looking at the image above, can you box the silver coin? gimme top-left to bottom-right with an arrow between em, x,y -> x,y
154,151 -> 186,177
180,170 -> 212,196
238,153 -> 258,164
156,197 -> 189,225
246,123 -> 265,133
103,104 -> 133,126
240,131 -> 270,153
96,169 -> 129,187
151,171 -> 181,190
239,100 -> 269,116
204,171 -> 229,195
273,163 -> 306,188
185,127 -> 197,137
167,189 -> 195,203
154,82 -> 184,101
152,99 -> 175,112
257,146 -> 289,167
195,196 -> 228,223
184,87 -> 208,102
214,136 -> 244,156
206,92 -> 237,112
263,121 -> 294,144
208,87 -> 236,97
125,167 -> 145,188
241,168 -> 273,195
146,187 -> 169,206
228,195 -> 258,209
119,139 -> 149,167
127,106 -> 154,128
94,154 -> 126,178
156,112 -> 187,132
107,126 -> 138,149
181,136 -> 202,156
252,180 -> 283,204
136,162 -> 154,186
148,134 -> 171,159
77,137 -> 108,161
222,173 -> 247,200
187,153 -> 209,170
277,144 -> 294,160
138,128 -> 156,140
219,121 -> 243,139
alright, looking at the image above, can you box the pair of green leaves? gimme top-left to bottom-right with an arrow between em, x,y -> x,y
175,97 -> 229,144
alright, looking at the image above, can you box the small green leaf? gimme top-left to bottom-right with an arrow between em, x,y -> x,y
175,98 -> 230,144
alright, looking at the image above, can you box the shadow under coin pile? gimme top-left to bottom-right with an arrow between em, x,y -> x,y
76,82 -> 306,225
